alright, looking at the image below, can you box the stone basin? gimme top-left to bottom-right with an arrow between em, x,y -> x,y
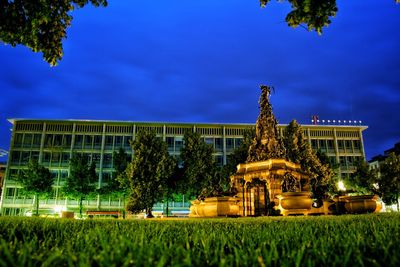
274,191 -> 313,216
189,197 -> 240,217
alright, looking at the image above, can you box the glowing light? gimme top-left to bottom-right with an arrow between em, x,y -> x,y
53,206 -> 66,214
338,180 -> 346,191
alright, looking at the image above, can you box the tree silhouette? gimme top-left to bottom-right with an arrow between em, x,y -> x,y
0,0 -> 107,66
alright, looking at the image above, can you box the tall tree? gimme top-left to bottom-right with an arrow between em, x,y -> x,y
16,159 -> 54,216
222,128 -> 255,178
63,153 -> 98,218
0,0 -> 107,66
180,131 -> 218,199
348,159 -> 377,195
100,147 -> 130,218
126,130 -> 175,218
377,153 -> 400,210
283,119 -> 334,199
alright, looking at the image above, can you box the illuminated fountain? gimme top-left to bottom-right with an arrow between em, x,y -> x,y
190,85 -> 380,217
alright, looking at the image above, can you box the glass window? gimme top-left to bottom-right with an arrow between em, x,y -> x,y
103,153 -> 113,168
205,138 -> 214,146
105,136 -> 114,150
347,156 -> 354,166
42,152 -> 51,165
166,137 -> 174,152
61,153 -> 70,166
102,172 -> 112,184
51,152 -> 61,166
32,134 -> 42,148
337,140 -> 345,151
6,188 -> 15,198
9,169 -> 19,181
23,133 -> 32,148
60,170 -> 68,181
345,140 -> 352,150
115,136 -> 122,148
175,137 -> 183,151
235,138 -> 242,148
84,135 -> 93,149
63,135 -> 72,148
10,151 -> 21,164
74,135 -> 83,149
215,138 -> 223,151
93,135 -> 102,149
13,133 -> 23,148
93,153 -> 101,165
226,138 -> 234,151
124,136 -> 132,150
53,134 -> 63,147
311,139 -> 318,150
318,140 -> 327,150
353,140 -> 361,152
327,140 -> 334,150
31,151 -> 39,161
339,156 -> 346,167
44,134 -> 53,148
21,151 -> 30,164
329,156 -> 337,166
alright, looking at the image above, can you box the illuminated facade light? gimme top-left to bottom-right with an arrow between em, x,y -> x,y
338,180 -> 346,191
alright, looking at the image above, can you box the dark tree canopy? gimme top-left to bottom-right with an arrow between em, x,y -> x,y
377,153 -> 400,209
348,159 -> 377,195
180,131 -> 218,199
0,0 -> 107,66
259,0 -> 338,34
16,159 -> 54,216
283,119 -> 334,199
126,130 -> 175,217
63,153 -> 98,217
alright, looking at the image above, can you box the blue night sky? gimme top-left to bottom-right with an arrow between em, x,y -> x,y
0,0 -> 399,160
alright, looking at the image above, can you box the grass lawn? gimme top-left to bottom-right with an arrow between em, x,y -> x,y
0,213 -> 399,266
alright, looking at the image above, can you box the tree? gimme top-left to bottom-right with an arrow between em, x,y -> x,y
63,153 -> 98,218
222,128 -> 255,179
260,0 -> 338,35
16,159 -> 54,216
348,159 -> 377,195
0,0 -> 107,66
283,119 -> 334,200
180,131 -> 219,199
377,153 -> 400,210
99,147 -> 130,218
126,130 -> 175,218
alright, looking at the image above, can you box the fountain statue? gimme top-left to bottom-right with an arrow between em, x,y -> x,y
189,85 -> 381,217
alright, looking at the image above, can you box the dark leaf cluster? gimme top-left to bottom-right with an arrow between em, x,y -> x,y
0,0 -> 107,65
260,0 -> 337,34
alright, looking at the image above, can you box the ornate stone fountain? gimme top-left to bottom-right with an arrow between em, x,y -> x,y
229,85 -> 312,216
190,85 -> 381,217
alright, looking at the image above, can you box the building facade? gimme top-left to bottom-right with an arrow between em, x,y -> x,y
0,119 -> 367,216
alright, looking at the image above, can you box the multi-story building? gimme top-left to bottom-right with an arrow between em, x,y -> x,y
0,119 -> 367,216
0,162 -> 6,199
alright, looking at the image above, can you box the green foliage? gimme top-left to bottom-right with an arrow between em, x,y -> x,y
0,0 -> 107,66
223,128 -> 255,178
259,0 -> 338,35
180,131 -> 219,198
100,147 -> 129,197
348,159 -> 377,194
283,120 -> 334,198
377,153 -> 400,208
126,130 -> 175,216
0,214 -> 399,266
15,159 -> 54,216
63,153 -> 98,217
